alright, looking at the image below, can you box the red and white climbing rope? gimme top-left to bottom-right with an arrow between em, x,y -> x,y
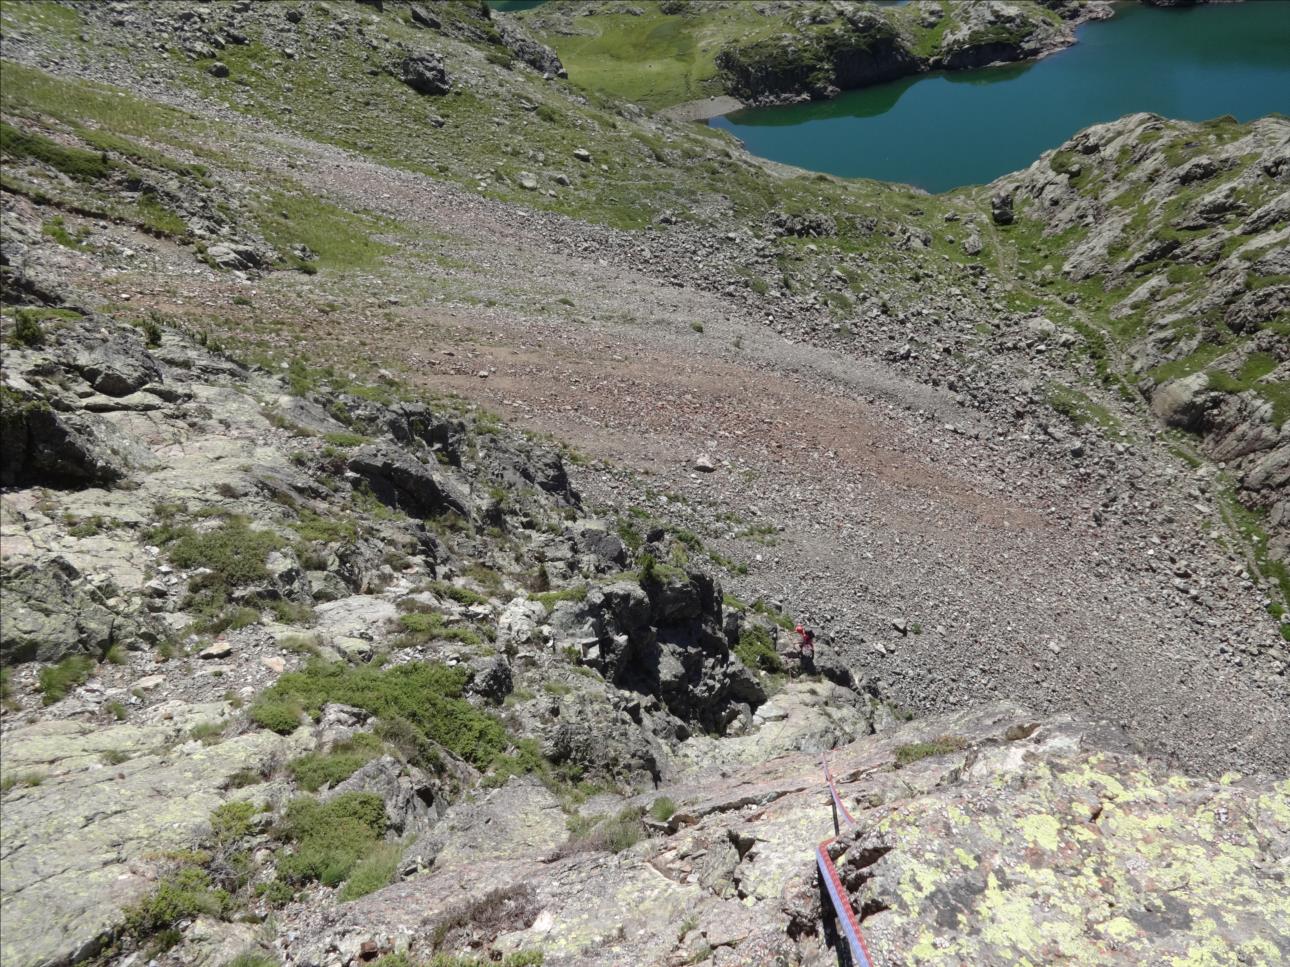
817,755 -> 876,967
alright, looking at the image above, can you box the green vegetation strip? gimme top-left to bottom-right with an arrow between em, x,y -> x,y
250,661 -> 506,766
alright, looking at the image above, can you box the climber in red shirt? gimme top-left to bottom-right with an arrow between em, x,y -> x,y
795,624 -> 815,674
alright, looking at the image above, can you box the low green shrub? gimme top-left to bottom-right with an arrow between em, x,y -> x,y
142,317 -> 163,347
250,661 -> 505,765
288,732 -> 384,792
0,120 -> 114,180
123,866 -> 228,937
337,841 -> 403,900
396,611 -> 481,646
559,806 -> 646,856
38,654 -> 95,705
321,431 -> 368,448
482,737 -> 547,789
12,314 -> 44,348
425,581 -> 489,606
638,552 -> 658,585
164,517 -> 282,588
224,953 -> 280,967
734,626 -> 781,673
249,695 -> 305,734
210,800 -> 257,845
531,585 -> 587,609
277,792 -> 388,888
648,797 -> 676,822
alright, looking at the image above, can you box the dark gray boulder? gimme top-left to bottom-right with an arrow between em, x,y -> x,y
398,52 -> 451,95
347,444 -> 470,518
409,4 -> 440,29
464,655 -> 513,705
568,522 -> 628,570
991,190 -> 1016,226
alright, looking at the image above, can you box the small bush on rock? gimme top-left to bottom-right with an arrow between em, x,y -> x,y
165,517 -> 282,589
249,695 -> 305,734
396,611 -> 482,647
224,953 -> 280,967
734,626 -> 782,674
123,866 -> 228,937
12,315 -> 45,347
337,841 -> 403,901
648,797 -> 676,822
277,792 -> 388,888
894,735 -> 969,767
210,800 -> 257,845
557,806 -> 646,857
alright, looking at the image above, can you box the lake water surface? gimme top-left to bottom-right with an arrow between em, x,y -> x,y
710,1 -> 1290,193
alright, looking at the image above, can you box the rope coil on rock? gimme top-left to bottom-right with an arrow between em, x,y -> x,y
817,755 -> 875,967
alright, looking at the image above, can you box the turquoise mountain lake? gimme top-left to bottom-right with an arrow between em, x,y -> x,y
710,1 -> 1290,193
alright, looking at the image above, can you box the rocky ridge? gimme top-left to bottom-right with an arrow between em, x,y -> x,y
993,112 -> 1290,561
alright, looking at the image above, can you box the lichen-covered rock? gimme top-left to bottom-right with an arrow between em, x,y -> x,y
843,747 -> 1290,965
0,557 -> 144,663
288,703 -> 1289,966
0,709 -> 309,967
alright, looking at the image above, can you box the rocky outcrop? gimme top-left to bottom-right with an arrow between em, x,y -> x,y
717,9 -> 917,104
0,391 -> 132,487
347,444 -> 471,519
550,569 -> 766,734
0,557 -> 146,663
285,703 -> 1290,966
495,19 -> 566,78
716,1 -> 1096,105
992,112 -> 1290,528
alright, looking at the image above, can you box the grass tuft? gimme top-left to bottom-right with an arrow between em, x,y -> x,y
38,655 -> 95,705
894,735 -> 969,767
